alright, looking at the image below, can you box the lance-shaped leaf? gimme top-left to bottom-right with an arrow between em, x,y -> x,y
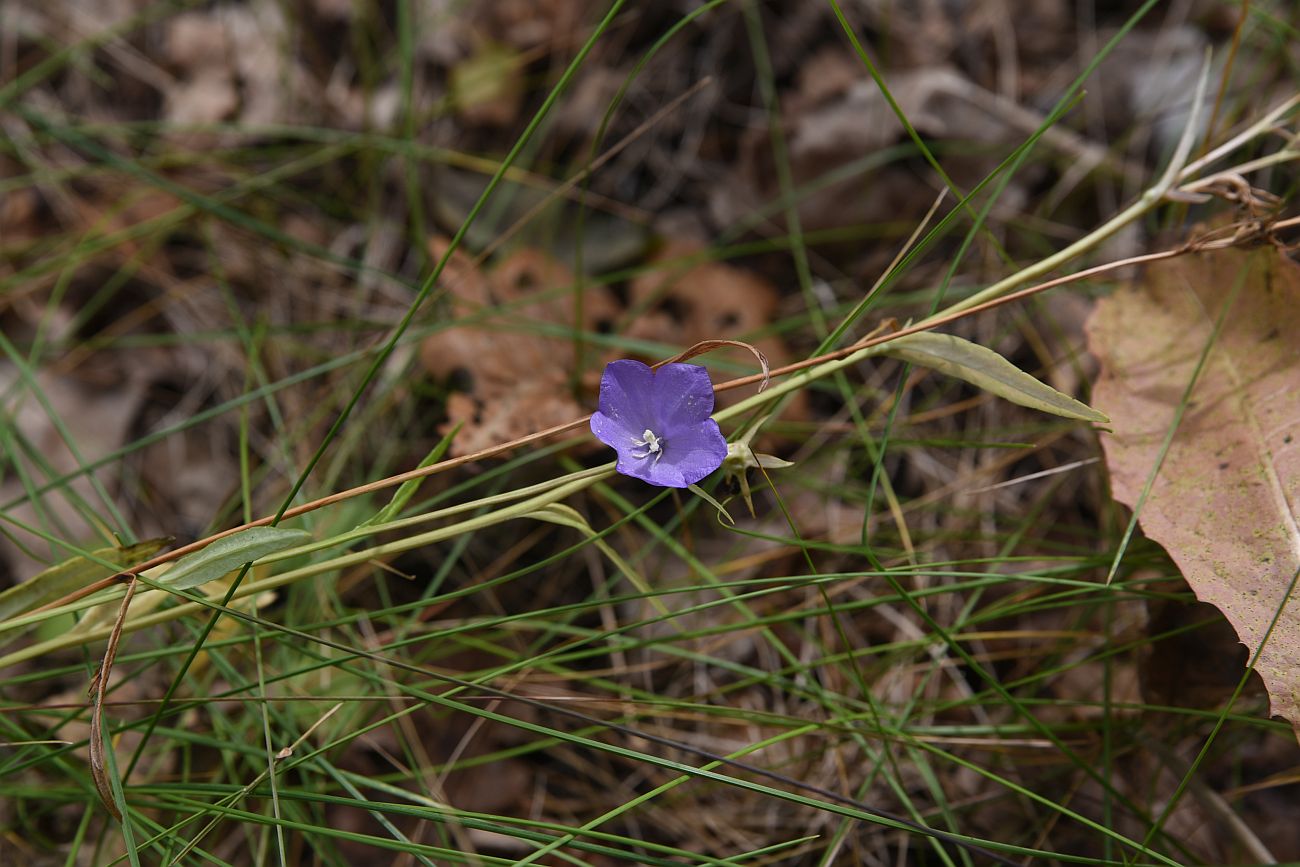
0,538 -> 167,624
881,331 -> 1108,423
69,527 -> 311,637
158,527 -> 312,592
1087,246 -> 1300,736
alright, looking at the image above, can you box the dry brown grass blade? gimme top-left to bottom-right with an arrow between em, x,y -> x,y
658,338 -> 771,392
87,574 -> 138,821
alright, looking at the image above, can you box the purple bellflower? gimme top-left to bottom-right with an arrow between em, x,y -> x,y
590,360 -> 728,488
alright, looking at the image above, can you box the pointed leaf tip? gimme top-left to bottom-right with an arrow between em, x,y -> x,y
882,332 -> 1109,423
160,527 -> 312,592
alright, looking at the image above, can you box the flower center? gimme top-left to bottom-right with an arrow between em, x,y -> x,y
630,428 -> 665,464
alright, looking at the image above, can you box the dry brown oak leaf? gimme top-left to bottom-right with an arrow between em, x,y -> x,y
1087,245 -> 1300,737
420,239 -> 618,457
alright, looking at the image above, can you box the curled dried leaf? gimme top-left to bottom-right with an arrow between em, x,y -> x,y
659,339 -> 771,393
88,576 -> 138,821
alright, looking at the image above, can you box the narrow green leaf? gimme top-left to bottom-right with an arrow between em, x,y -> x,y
881,332 -> 1109,423
0,538 -> 168,623
360,423 -> 460,529
159,527 -> 313,592
529,503 -> 667,616
687,484 -> 736,525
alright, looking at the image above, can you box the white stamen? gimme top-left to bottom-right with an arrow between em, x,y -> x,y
630,428 -> 665,464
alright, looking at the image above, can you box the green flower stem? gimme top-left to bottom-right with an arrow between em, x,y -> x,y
0,468 -> 615,669
714,344 -> 889,426
262,463 -> 616,563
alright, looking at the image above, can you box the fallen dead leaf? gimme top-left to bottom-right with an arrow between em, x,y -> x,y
160,11 -> 239,126
164,11 -> 231,69
449,41 -> 524,128
420,240 -> 619,456
222,3 -> 315,127
713,65 -> 1136,237
628,240 -> 781,341
1087,245 -> 1300,736
165,70 -> 239,125
477,0 -> 583,50
0,363 -> 147,576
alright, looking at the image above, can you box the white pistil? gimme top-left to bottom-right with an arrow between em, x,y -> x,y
630,428 -> 665,464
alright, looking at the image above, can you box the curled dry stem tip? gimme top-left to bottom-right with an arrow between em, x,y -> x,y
658,338 -> 771,392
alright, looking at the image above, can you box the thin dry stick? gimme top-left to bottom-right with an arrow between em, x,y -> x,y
660,338 -> 770,390
37,224 -> 1286,616
87,574 -> 138,821
1199,0 -> 1250,161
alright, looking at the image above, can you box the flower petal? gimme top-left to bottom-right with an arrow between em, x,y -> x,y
597,359 -> 655,434
590,409 -> 637,454
650,363 -> 717,431
663,419 -> 728,486
621,453 -> 687,488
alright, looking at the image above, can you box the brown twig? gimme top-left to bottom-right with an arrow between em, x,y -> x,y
659,338 -> 771,391
87,574 -> 138,820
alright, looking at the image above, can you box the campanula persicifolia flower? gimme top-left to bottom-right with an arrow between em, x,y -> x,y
590,360 -> 728,488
